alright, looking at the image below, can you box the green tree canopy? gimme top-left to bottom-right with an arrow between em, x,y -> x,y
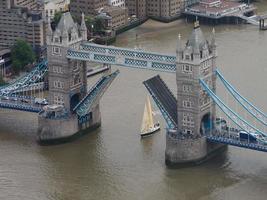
0,75 -> 6,86
53,11 -> 63,25
11,39 -> 35,74
93,17 -> 105,33
85,16 -> 94,31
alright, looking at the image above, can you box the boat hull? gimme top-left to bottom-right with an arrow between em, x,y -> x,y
140,125 -> 160,137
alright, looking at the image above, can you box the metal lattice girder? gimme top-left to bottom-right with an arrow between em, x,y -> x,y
0,102 -> 42,113
81,43 -> 176,63
67,43 -> 177,73
199,79 -> 267,136
216,69 -> 267,126
0,60 -> 48,95
74,70 -> 120,116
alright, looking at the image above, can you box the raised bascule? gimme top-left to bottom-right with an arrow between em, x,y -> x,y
0,12 -> 266,165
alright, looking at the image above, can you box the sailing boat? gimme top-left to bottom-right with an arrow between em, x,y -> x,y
140,96 -> 160,137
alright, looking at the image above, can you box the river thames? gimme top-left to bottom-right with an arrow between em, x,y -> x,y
0,3 -> 267,199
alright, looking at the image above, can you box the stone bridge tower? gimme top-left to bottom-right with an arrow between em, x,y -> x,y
165,22 -> 221,165
46,12 -> 88,112
38,12 -> 101,144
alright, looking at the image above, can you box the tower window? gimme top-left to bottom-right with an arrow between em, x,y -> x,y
182,65 -> 192,73
183,99 -> 192,108
52,47 -> 61,55
54,94 -> 64,105
183,85 -> 192,92
185,55 -> 190,60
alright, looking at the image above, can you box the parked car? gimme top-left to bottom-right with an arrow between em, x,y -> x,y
20,98 -> 30,103
10,97 -> 18,101
2,96 -> 9,100
34,98 -> 48,105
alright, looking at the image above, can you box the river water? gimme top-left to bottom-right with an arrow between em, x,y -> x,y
0,3 -> 267,199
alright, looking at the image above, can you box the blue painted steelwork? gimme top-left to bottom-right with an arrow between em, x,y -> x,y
78,113 -> 92,124
206,135 -> 267,152
199,79 -> 267,136
81,43 -> 176,63
74,70 -> 120,116
0,102 -> 42,113
216,69 -> 267,126
66,43 -> 176,73
0,60 -> 48,95
143,82 -> 177,129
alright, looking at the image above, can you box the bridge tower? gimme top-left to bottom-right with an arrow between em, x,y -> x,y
37,12 -> 101,144
165,22 -> 224,165
46,12 -> 87,111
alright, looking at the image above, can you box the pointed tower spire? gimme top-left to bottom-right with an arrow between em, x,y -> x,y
46,17 -> 53,44
211,27 -> 216,46
62,16 -> 68,36
47,17 -> 53,35
80,13 -> 87,41
210,27 -> 217,56
81,13 -> 86,30
176,34 -> 182,54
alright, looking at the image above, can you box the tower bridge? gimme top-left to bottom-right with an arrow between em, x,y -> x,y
0,12 -> 266,165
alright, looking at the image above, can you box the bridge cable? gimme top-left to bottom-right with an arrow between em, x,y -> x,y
200,79 -> 267,137
216,69 -> 267,126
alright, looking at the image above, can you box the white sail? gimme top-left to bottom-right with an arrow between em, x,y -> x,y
141,102 -> 149,133
141,96 -> 154,133
146,96 -> 154,127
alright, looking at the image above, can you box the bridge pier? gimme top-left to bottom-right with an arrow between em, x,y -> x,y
37,104 -> 101,145
165,130 -> 227,166
259,18 -> 267,30
165,131 -> 207,166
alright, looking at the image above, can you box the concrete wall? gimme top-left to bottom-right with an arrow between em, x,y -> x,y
37,104 -> 101,144
37,114 -> 78,141
0,109 -> 38,135
165,132 -> 207,165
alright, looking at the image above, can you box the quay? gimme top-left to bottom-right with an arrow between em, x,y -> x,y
184,0 -> 256,24
259,14 -> 267,30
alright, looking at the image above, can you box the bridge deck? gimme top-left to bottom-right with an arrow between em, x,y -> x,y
0,101 -> 42,113
143,75 -> 177,128
206,135 -> 267,152
74,70 -> 120,116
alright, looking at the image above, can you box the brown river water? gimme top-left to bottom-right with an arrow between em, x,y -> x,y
0,2 -> 267,199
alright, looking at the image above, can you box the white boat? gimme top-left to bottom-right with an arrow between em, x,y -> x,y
140,96 -> 160,137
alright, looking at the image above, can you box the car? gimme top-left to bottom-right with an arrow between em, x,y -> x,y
2,96 -> 9,100
239,131 -> 257,143
10,97 -> 18,101
20,98 -> 30,103
34,98 -> 48,105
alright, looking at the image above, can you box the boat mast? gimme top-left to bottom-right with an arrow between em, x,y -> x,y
146,96 -> 154,127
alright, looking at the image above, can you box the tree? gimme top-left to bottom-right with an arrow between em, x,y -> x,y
93,17 -> 105,33
85,16 -> 94,32
11,39 -> 35,74
53,11 -> 63,25
0,75 -> 6,86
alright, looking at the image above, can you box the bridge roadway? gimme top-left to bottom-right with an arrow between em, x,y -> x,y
0,96 -> 43,113
167,127 -> 267,152
143,75 -> 177,128
74,70 -> 120,117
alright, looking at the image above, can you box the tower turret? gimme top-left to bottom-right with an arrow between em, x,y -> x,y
80,13 -> 87,41
176,34 -> 183,61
